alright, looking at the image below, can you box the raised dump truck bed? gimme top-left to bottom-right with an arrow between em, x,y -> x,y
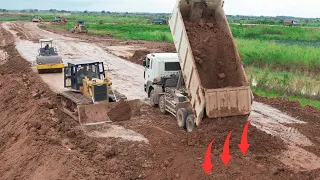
168,0 -> 253,125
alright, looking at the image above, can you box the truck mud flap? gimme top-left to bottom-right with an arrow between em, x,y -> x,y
78,99 -> 141,126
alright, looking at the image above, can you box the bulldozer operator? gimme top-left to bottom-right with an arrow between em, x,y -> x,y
78,66 -> 88,83
44,44 -> 50,50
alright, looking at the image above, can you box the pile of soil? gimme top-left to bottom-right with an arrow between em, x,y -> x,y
183,10 -> 246,89
108,101 -> 133,122
129,50 -> 150,64
122,105 -> 320,180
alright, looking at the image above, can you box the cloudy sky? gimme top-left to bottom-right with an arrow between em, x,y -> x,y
1,0 -> 319,18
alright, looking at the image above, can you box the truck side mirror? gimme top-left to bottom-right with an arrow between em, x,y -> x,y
143,60 -> 146,67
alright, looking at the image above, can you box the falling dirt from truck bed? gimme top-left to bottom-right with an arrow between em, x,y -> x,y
184,10 -> 246,89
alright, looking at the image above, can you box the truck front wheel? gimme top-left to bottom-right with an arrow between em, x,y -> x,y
186,115 -> 196,132
150,89 -> 157,107
177,108 -> 188,129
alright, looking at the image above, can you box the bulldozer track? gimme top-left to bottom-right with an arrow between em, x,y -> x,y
58,91 -> 92,105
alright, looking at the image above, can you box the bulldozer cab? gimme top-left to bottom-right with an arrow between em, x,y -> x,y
39,39 -> 57,56
64,61 -> 106,90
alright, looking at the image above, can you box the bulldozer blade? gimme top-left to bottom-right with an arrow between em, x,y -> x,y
78,99 -> 141,126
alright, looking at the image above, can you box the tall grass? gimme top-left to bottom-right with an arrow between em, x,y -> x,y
246,67 -> 320,100
2,13 -> 166,24
235,39 -> 320,73
0,16 -> 32,21
231,25 -> 320,42
54,22 -> 173,42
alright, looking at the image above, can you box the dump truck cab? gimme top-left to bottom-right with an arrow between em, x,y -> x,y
143,53 -> 198,132
143,53 -> 181,96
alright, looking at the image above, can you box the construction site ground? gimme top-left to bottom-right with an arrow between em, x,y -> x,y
0,22 -> 320,180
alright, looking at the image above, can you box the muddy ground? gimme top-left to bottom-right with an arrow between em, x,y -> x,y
0,22 -> 320,180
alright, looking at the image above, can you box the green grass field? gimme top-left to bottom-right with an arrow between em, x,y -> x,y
230,25 -> 320,42
236,39 -> 320,73
246,67 -> 320,99
57,22 -> 173,42
0,13 -> 166,24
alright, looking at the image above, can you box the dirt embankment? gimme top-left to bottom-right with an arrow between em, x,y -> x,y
184,10 -> 246,89
0,40 -> 153,179
255,94 -> 320,157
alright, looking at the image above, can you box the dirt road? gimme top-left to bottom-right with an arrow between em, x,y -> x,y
1,21 -> 320,179
2,22 -> 146,100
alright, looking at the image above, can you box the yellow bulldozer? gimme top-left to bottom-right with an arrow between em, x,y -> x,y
53,15 -> 67,25
58,61 -> 140,125
32,15 -> 43,23
71,20 -> 88,33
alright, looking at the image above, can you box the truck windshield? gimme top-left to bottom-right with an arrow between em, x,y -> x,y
165,62 -> 181,71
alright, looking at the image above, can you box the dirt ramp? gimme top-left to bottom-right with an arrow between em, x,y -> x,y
129,50 -> 150,64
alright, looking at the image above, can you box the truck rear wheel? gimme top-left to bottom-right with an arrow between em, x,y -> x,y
159,95 -> 167,114
177,108 -> 188,128
186,114 -> 196,132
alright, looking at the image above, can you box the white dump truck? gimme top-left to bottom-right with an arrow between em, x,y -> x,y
144,0 -> 253,132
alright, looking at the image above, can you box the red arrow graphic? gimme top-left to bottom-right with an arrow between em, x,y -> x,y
238,120 -> 251,155
202,140 -> 214,175
220,131 -> 233,166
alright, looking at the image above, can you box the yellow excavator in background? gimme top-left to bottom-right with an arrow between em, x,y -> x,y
58,61 -> 140,125
53,15 -> 67,25
32,15 -> 43,22
71,20 -> 88,33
